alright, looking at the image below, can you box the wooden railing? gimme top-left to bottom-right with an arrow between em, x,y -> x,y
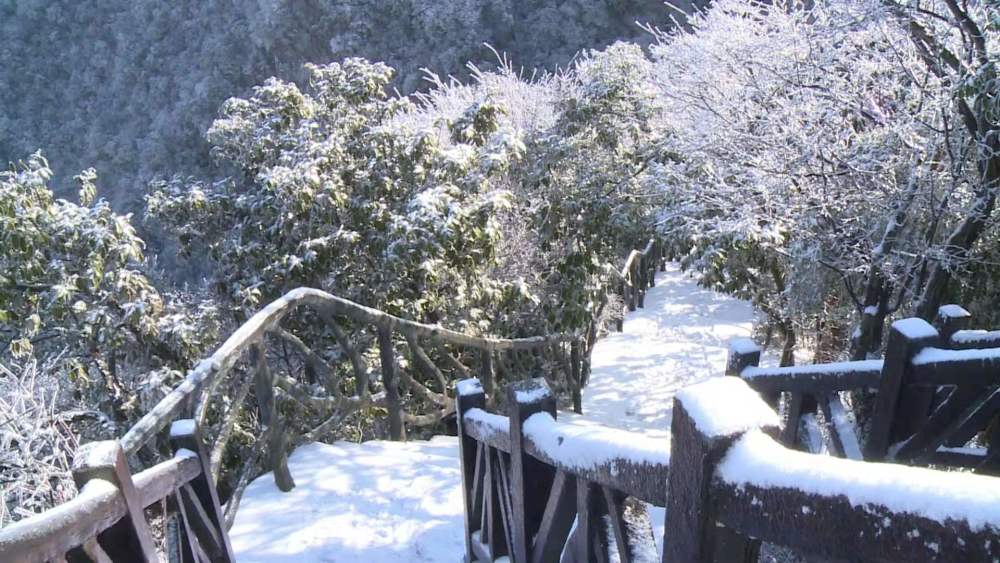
456,376 -> 1000,562
0,419 -> 230,562
731,305 -> 1000,472
0,238 -> 664,561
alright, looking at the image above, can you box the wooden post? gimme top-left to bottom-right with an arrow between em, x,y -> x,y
456,379 -> 486,563
628,262 -> 638,312
934,304 -> 972,345
725,338 -> 761,377
615,283 -> 625,332
480,347 -> 496,400
637,256 -> 647,309
664,380 -> 778,563
251,343 -> 296,490
378,325 -> 406,441
71,441 -> 158,562
507,379 -> 558,563
574,480 -> 601,563
170,419 -> 236,563
570,340 -> 583,414
863,318 -> 938,460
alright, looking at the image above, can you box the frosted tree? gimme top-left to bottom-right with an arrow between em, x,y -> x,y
647,0 -> 998,361
147,59 -> 525,330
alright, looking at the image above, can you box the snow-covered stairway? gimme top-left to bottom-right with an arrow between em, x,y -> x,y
231,264 -> 760,562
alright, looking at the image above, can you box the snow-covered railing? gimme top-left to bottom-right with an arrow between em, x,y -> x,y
456,377 -> 666,563
456,376 -> 1000,562
731,305 -> 1000,472
670,377 -> 1000,561
0,419 -> 232,563
2,287 -> 592,562
727,338 -> 875,459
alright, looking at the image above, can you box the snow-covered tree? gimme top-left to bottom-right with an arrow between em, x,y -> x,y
148,59 -> 523,329
647,0 -> 999,361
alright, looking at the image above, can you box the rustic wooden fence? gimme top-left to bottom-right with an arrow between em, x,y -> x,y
730,304 -> 1000,473
0,419 -> 230,562
456,375 -> 1000,562
0,238 -> 664,561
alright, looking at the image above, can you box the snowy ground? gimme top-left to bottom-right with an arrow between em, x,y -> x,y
231,264 -> 759,562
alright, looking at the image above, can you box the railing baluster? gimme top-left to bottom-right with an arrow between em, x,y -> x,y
570,341 -> 583,414
508,379 -> 558,562
71,441 -> 158,562
456,379 -> 487,562
251,343 -> 296,490
376,325 -> 406,441
864,319 -> 938,460
170,419 -> 236,563
480,348 -> 496,402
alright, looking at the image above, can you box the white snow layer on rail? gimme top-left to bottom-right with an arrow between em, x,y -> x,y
523,411 -> 668,469
912,346 -> 1000,366
675,377 -> 778,438
463,407 -> 510,435
719,430 -> 1000,532
951,329 -> 1000,345
892,317 -> 938,340
742,359 -> 883,378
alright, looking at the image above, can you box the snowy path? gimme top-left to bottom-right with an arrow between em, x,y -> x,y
231,264 -> 759,562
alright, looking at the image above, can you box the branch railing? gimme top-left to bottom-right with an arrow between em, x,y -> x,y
456,376 -> 1000,562
0,288 -> 584,561
0,237 -> 665,561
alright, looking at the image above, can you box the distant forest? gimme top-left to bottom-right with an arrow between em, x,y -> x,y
0,0 -> 690,213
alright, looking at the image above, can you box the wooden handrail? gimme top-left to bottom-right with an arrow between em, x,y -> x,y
3,235 -> 664,561
732,307 -> 1000,472
121,287 -> 579,455
456,376 -> 1000,562
0,425 -> 212,562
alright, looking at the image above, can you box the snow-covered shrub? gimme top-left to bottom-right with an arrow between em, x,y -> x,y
148,59 -> 524,327
0,358 -> 114,525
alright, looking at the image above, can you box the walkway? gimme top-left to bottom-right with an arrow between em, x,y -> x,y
230,264 -> 758,562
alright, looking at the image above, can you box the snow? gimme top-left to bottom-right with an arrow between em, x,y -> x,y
455,377 -> 483,397
232,265 -> 764,561
575,263 -> 761,436
892,318 -> 938,340
523,411 -> 668,470
230,438 -> 465,562
827,395 -> 862,460
674,377 -> 778,438
729,337 -> 761,355
938,304 -> 971,319
911,346 -> 1000,366
742,359 -> 883,379
169,418 -> 196,438
512,383 -> 552,403
951,330 -> 1000,345
718,430 -> 1000,532
463,407 -> 510,435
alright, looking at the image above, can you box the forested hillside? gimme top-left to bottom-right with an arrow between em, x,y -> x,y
0,0 -> 691,210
